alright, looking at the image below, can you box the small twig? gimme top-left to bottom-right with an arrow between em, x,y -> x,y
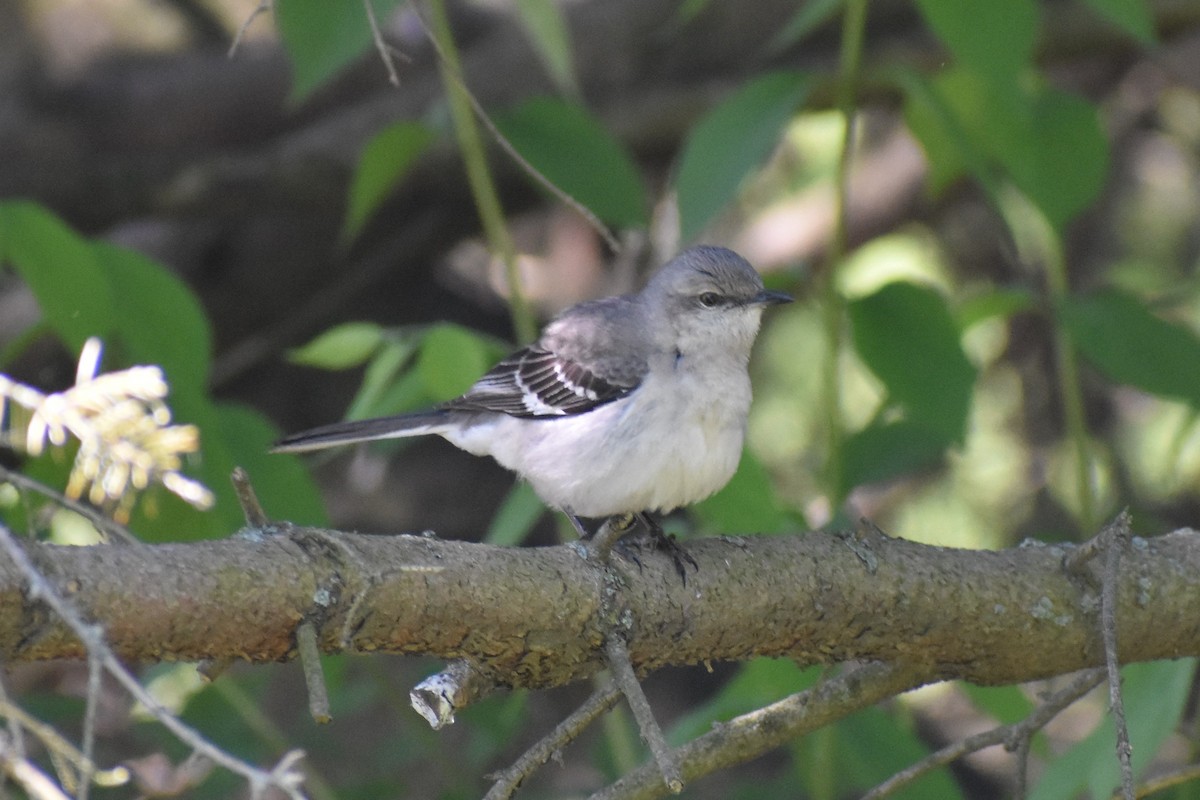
421,0 -> 536,344
0,735 -> 72,800
603,635 -> 682,794
0,674 -> 25,761
229,0 -> 272,58
363,0 -> 401,86
296,622 -> 331,724
1063,529 -> 1107,574
1012,729 -> 1033,800
410,659 -> 500,729
1061,512 -> 1137,799
590,662 -> 926,800
76,650 -> 102,800
860,668 -> 1106,800
0,466 -> 139,546
484,683 -> 623,800
0,695 -> 129,791
231,467 -> 269,527
0,524 -> 309,799
197,658 -> 233,682
1102,512 -> 1135,800
409,4 -> 621,254
1119,761 -> 1200,798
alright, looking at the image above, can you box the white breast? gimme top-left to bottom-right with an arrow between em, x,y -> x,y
445,357 -> 752,518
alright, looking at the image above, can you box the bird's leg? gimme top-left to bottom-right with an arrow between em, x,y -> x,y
634,512 -> 698,583
570,511 -> 641,567
566,512 -> 592,539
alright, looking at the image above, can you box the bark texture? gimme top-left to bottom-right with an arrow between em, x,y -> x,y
1,525 -> 1196,689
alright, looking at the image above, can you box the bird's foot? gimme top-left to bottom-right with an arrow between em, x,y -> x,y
633,512 -> 698,584
573,512 -> 638,566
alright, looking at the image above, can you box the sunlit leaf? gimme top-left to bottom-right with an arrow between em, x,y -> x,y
418,323 -> 491,399
344,335 -> 423,420
290,322 -> 386,370
768,0 -> 845,53
675,71 -> 810,242
849,282 -> 976,442
956,287 -> 1036,330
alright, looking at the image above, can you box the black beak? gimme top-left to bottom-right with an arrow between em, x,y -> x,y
752,289 -> 793,306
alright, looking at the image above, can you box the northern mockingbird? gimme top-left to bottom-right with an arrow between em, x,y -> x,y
275,246 -> 790,563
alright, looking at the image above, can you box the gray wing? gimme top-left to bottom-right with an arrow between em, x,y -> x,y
437,344 -> 640,418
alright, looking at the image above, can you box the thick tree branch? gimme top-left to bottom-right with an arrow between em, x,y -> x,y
0,525 -> 1197,691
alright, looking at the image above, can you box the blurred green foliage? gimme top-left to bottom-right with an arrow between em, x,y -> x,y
0,200 -> 327,537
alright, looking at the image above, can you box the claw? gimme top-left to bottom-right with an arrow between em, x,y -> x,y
634,512 -> 698,584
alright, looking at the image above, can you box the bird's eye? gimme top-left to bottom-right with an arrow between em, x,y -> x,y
698,292 -> 722,308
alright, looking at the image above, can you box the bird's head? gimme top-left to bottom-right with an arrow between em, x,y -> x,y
644,246 -> 792,359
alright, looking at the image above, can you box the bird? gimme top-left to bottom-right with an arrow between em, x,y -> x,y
274,245 -> 791,570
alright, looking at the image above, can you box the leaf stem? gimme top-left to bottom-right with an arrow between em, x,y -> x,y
822,0 -> 868,505
1044,228 -> 1097,531
425,0 -> 537,344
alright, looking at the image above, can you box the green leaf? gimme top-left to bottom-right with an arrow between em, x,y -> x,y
693,451 -> 792,534
675,71 -> 810,242
670,659 -> 821,744
839,420 -> 951,496
342,122 -> 437,244
276,0 -> 403,102
901,68 -> 996,195
904,71 -> 1108,229
0,201 -> 115,351
912,0 -> 1036,83
808,706 -> 964,800
418,324 -> 491,400
1002,89 -> 1108,229
961,683 -> 1034,726
1060,288 -> 1200,407
92,243 -> 213,398
849,282 -> 977,442
768,0 -> 845,53
514,0 -> 577,96
1081,0 -> 1156,44
219,403 -> 328,528
495,97 -> 646,228
343,334 -> 423,420
485,482 -> 546,546
1030,660 -> 1195,800
956,288 -> 1036,330
290,322 -> 385,370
